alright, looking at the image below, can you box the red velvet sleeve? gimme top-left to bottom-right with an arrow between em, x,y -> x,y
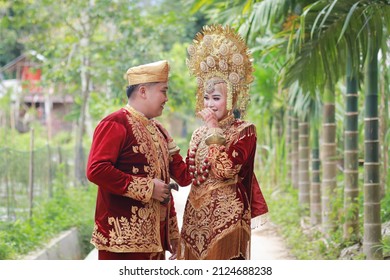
207,124 -> 268,218
208,125 -> 256,180
169,152 -> 192,187
251,174 -> 269,217
86,120 -> 153,202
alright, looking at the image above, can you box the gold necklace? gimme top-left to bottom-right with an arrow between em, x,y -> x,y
218,114 -> 235,129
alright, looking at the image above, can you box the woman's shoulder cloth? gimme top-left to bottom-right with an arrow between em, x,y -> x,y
233,120 -> 256,143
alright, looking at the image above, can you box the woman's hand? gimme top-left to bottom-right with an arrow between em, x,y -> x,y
154,120 -> 173,142
169,239 -> 178,260
198,108 -> 218,128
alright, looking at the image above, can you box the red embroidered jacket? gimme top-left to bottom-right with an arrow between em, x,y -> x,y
87,107 -> 189,253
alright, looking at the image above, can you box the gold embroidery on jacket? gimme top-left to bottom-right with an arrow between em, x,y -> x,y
91,107 -> 174,254
125,105 -> 170,182
92,223 -> 108,245
160,204 -> 167,221
91,201 -> 161,252
125,107 -> 159,179
169,214 -> 180,240
126,177 -> 152,202
208,145 -> 241,179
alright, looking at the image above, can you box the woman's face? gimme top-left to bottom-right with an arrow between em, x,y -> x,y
203,82 -> 228,121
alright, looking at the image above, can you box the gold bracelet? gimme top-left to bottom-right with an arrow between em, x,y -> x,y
168,140 -> 177,150
168,143 -> 180,155
205,133 -> 226,145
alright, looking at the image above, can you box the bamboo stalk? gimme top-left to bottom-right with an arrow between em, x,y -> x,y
363,39 -> 382,259
298,119 -> 310,209
343,50 -> 360,241
291,113 -> 299,189
310,126 -> 321,225
286,106 -> 293,185
321,84 -> 337,235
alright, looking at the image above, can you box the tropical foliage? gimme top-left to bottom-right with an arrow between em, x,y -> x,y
0,0 -> 389,260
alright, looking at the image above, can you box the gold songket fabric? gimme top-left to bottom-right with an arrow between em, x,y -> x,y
177,116 -> 266,260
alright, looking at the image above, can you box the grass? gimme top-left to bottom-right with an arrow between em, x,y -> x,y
260,161 -> 390,260
0,174 -> 96,260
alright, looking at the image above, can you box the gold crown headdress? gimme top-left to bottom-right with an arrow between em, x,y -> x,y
186,24 -> 254,117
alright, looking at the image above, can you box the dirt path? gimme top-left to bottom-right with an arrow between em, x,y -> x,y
251,221 -> 295,260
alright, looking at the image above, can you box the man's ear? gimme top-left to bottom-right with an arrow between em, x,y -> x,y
138,85 -> 147,99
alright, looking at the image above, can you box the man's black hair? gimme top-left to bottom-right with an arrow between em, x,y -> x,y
126,84 -> 139,98
126,82 -> 159,99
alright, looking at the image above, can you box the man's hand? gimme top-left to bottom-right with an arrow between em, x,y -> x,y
169,239 -> 178,260
152,178 -> 169,202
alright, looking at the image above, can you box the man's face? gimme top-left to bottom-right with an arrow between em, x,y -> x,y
143,82 -> 168,119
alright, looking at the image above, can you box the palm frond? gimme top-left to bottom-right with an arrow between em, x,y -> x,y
282,0 -> 390,93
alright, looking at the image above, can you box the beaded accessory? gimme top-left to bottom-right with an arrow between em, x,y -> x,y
188,146 -> 211,186
186,24 -> 254,117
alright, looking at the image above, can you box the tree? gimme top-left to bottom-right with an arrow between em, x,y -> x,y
3,0 -> 201,184
343,49 -> 359,240
320,81 -> 337,234
363,30 -> 381,259
311,121 -> 321,225
0,1 -> 24,68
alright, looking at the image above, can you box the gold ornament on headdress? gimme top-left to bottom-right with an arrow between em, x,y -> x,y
186,24 -> 254,117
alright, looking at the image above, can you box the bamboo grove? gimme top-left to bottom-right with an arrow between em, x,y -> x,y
284,0 -> 388,260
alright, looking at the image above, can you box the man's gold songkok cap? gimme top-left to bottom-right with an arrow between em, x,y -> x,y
186,25 -> 254,117
125,60 -> 169,86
